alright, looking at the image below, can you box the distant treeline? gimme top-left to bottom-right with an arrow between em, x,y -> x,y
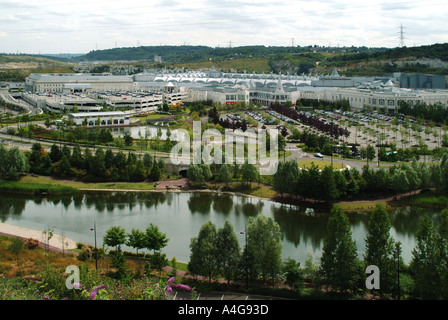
329,43 -> 448,64
76,45 -> 387,63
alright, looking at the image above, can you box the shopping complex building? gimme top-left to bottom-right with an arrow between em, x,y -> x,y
19,68 -> 448,116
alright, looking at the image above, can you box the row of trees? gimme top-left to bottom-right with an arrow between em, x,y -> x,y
102,224 -> 169,278
321,204 -> 448,299
187,162 -> 260,188
398,101 -> 448,125
269,103 -> 350,140
188,215 -> 284,286
28,143 -> 165,182
187,205 -> 448,299
273,159 -> 448,201
208,107 -> 250,132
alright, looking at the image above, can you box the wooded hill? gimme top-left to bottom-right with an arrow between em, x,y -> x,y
74,43 -> 448,76
1,43 -> 447,80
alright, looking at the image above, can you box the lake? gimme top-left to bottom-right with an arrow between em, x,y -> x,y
0,191 -> 440,264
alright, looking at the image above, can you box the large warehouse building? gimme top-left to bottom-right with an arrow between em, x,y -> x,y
22,70 -> 448,115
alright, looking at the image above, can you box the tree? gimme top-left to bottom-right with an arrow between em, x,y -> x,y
103,226 -> 127,251
70,144 -> 84,169
247,214 -> 283,284
273,161 -> 288,197
49,144 -> 63,163
104,148 -> 114,170
145,223 -> 169,253
127,228 -> 146,255
391,168 -> 409,197
364,204 -> 396,295
218,164 -> 232,186
241,161 -> 259,188
58,154 -> 72,177
319,206 -> 360,293
319,166 -> 339,201
148,159 -> 161,182
129,160 -> 146,182
123,132 -> 133,146
216,221 -> 241,283
6,146 -> 28,180
188,221 -> 218,283
90,147 -> 106,177
410,214 -> 442,299
143,152 -> 153,174
366,145 -> 376,165
283,258 -> 304,292
187,164 -> 204,186
438,209 -> 448,299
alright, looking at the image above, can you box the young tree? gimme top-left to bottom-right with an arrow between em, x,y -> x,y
188,221 -> 218,283
364,204 -> 396,295
103,226 -> 127,251
247,214 -> 283,284
145,223 -> 169,254
319,206 -> 360,293
216,220 -> 241,283
391,168 -> 410,197
143,152 -> 153,174
127,228 -> 146,255
283,258 -> 304,292
199,163 -> 213,181
49,144 -> 63,163
319,165 -> 339,201
123,132 -> 133,146
6,146 -> 29,180
70,144 -> 84,169
218,164 -> 232,186
187,164 -> 204,186
241,161 -> 259,188
366,145 -> 376,165
148,159 -> 161,182
410,214 -> 442,299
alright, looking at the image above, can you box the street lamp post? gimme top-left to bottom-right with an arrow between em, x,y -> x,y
90,221 -> 98,271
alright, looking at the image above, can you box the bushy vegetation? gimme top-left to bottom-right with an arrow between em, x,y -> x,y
25,142 -> 168,183
273,158 -> 447,202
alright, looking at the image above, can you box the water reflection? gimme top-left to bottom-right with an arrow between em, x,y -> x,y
111,125 -> 187,141
0,192 -> 441,264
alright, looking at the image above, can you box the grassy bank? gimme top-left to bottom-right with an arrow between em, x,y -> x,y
0,178 -> 79,195
18,175 -> 157,192
406,190 -> 448,208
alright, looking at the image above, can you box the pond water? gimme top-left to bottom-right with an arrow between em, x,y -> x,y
0,191 -> 441,264
110,125 -> 186,141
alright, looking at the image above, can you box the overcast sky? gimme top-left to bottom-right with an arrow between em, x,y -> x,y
1,0 -> 448,54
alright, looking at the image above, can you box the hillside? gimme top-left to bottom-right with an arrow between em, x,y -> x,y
325,43 -> 448,76
2,43 -> 447,81
0,55 -> 75,81
75,43 -> 448,76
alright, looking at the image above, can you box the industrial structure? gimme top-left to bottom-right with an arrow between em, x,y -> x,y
17,68 -> 448,115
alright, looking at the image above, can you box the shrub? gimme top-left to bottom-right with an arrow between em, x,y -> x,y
24,238 -> 39,250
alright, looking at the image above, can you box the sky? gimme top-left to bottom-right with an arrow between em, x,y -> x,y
1,0 -> 448,54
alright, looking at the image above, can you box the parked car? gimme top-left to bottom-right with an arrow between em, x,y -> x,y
314,153 -> 324,158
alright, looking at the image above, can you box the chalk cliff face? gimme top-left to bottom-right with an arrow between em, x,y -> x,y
392,57 -> 448,69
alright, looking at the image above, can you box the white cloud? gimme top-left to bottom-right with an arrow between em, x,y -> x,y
0,0 -> 447,53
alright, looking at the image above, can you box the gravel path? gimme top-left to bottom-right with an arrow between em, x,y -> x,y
0,222 -> 77,251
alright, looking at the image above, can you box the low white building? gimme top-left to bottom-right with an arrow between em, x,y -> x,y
67,111 -> 130,127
